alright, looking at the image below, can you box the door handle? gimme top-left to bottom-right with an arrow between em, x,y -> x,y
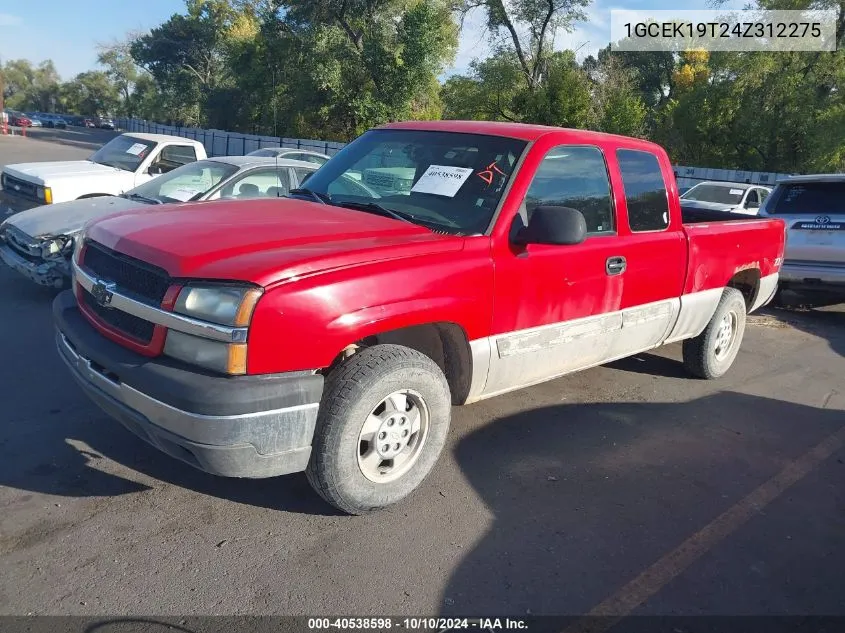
606,256 -> 627,275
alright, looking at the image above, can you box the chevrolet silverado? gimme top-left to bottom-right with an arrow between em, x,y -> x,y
53,121 -> 786,514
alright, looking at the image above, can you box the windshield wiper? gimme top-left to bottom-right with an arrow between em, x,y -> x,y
333,201 -> 419,226
289,188 -> 330,205
121,192 -> 162,205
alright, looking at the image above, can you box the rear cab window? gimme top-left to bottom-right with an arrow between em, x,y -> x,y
616,149 -> 670,232
523,145 -> 615,236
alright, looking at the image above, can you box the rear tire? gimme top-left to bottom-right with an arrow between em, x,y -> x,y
683,287 -> 747,380
306,344 -> 451,515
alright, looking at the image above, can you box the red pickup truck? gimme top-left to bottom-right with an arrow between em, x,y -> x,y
54,121 -> 786,514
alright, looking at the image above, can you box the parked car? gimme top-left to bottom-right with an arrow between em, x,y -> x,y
97,117 -> 116,130
52,121 -> 786,514
246,147 -> 331,166
0,156 -> 374,288
82,118 -> 96,128
681,181 -> 772,215
758,174 -> 845,306
26,114 -> 43,127
0,133 -> 208,216
4,110 -> 32,127
39,114 -> 68,129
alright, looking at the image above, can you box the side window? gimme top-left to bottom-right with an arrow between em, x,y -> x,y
616,149 -> 670,232
293,166 -> 316,186
745,189 -> 760,206
524,145 -> 615,234
160,145 -> 198,167
758,188 -> 770,202
220,168 -> 291,199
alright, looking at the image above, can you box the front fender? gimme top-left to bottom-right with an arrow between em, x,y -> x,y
246,245 -> 494,374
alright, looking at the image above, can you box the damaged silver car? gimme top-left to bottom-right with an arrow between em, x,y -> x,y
0,155 -> 334,288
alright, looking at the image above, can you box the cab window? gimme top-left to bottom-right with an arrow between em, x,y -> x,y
616,149 -> 670,232
523,145 -> 615,235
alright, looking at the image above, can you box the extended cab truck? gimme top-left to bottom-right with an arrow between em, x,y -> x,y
53,122 -> 786,514
0,133 -> 207,215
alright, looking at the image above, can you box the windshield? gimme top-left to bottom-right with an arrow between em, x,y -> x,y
681,184 -> 746,204
90,136 -> 156,172
299,129 -> 527,235
768,181 -> 845,215
126,160 -> 239,203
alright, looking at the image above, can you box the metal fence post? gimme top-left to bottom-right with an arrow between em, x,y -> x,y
226,134 -> 231,155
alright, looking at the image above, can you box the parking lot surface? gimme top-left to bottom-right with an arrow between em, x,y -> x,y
0,131 -> 843,617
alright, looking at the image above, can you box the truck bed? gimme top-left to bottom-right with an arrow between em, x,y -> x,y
681,205 -> 756,224
680,207 -> 786,296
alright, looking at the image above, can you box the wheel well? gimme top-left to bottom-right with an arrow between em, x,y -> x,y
328,323 -> 473,405
727,268 -> 761,309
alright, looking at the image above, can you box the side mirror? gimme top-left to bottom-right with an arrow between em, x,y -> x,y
745,199 -> 760,209
513,205 -> 588,246
148,164 -> 164,175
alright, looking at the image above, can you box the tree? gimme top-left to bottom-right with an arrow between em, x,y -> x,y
97,36 -> 141,115
587,54 -> 647,137
61,71 -> 121,115
459,0 -> 590,90
254,0 -> 458,139
130,0 -> 247,125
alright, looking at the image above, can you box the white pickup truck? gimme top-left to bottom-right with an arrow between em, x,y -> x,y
0,132 -> 207,215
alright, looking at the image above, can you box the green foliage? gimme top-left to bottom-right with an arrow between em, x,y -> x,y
4,0 -> 845,175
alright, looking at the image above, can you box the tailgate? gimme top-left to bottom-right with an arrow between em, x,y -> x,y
682,218 -> 785,295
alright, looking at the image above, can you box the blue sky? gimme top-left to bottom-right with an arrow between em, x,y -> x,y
0,0 -> 745,80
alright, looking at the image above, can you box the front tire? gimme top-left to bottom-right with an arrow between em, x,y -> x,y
306,344 -> 452,514
682,287 -> 747,379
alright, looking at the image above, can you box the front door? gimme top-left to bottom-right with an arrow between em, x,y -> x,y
484,144 -> 628,396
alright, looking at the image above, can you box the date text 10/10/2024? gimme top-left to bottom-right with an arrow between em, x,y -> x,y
307,618 -> 529,630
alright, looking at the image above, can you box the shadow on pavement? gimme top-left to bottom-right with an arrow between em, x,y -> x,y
442,392 -> 844,616
763,304 -> 845,359
1,392 -> 340,516
605,351 -> 690,379
0,270 -> 338,517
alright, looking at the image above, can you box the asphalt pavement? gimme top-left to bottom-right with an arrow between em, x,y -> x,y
0,130 -> 843,619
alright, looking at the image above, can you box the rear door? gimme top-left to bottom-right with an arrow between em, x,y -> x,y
764,180 -> 845,265
605,148 -> 686,359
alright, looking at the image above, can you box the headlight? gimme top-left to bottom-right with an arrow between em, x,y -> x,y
173,285 -> 263,327
40,234 -> 75,259
164,330 -> 248,375
35,186 -> 52,203
41,239 -> 61,257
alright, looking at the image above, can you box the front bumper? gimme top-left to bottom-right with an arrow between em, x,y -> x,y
0,242 -> 69,287
53,290 -> 324,478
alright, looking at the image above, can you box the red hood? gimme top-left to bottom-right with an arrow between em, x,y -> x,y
85,198 -> 464,287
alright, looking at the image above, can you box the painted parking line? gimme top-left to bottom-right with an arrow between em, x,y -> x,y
565,421 -> 845,633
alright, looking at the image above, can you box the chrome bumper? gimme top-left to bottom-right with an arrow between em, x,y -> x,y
56,330 -> 320,478
780,261 -> 845,289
